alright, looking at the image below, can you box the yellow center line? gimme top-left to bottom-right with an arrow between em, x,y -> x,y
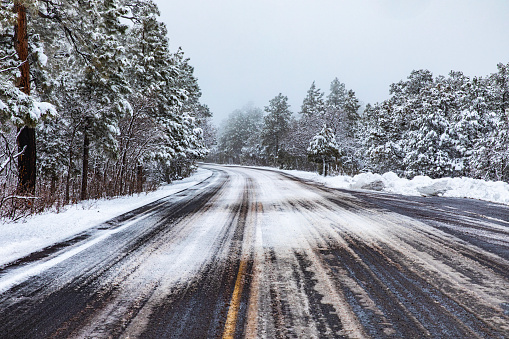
222,259 -> 247,339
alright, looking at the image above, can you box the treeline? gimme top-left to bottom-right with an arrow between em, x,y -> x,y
0,1 -> 213,219
209,78 -> 361,175
211,63 -> 509,182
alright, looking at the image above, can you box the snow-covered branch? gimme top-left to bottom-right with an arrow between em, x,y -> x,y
0,58 -> 28,73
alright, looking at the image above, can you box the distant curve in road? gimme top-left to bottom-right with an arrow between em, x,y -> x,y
1,164 -> 509,338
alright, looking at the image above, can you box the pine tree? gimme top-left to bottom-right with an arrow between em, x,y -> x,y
262,93 -> 292,166
324,78 -> 361,174
217,105 -> 263,164
403,80 -> 456,178
0,1 -> 57,195
300,81 -> 325,117
469,63 -> 509,181
298,81 -> 325,160
307,124 -> 340,176
324,78 -> 347,135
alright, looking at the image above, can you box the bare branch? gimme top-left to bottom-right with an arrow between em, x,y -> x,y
0,145 -> 25,175
0,51 -> 17,62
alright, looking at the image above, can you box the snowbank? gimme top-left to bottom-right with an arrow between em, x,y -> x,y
282,170 -> 509,205
0,168 -> 212,267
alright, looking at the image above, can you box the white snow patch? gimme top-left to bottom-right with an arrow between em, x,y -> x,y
281,169 -> 509,205
33,46 -> 48,66
0,211 -> 155,293
31,101 -> 57,121
0,168 -> 212,267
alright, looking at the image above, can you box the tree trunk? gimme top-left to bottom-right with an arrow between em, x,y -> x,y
50,174 -> 57,197
322,158 -> 326,177
17,127 -> 36,194
103,159 -> 109,195
14,4 -> 30,95
14,3 -> 36,195
136,164 -> 143,193
80,125 -> 90,201
274,135 -> 279,166
64,130 -> 76,204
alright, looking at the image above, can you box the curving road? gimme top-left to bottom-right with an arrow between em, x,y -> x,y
1,164 -> 509,338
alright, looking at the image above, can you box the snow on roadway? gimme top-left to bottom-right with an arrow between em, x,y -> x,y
2,164 -> 509,269
0,168 -> 212,268
281,169 -> 509,205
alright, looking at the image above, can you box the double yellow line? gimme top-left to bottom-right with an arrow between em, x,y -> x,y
223,200 -> 262,338
222,260 -> 248,339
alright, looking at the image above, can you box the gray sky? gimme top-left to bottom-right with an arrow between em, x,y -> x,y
152,0 -> 509,124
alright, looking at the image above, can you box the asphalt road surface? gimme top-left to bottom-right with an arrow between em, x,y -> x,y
1,164 -> 509,338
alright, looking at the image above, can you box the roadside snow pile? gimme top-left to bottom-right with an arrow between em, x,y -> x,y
283,170 -> 509,205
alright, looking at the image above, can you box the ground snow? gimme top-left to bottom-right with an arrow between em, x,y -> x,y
2,165 -> 509,269
0,169 -> 212,267
282,169 -> 509,204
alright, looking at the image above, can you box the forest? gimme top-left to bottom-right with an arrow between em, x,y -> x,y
2,1 -> 509,220
211,66 -> 509,183
1,0 -> 214,219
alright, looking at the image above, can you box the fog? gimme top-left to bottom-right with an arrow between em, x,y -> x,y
152,0 -> 509,124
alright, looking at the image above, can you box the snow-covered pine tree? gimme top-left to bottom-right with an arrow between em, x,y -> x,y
361,70 -> 435,175
115,0 -> 178,191
194,103 -> 216,151
469,63 -> 509,181
450,73 -> 496,176
361,100 -> 406,174
0,1 -> 56,195
78,0 -> 132,199
262,93 -> 292,166
28,0 -> 132,200
300,81 -> 325,117
284,81 -> 326,169
324,78 -> 347,135
307,124 -> 340,176
216,105 -> 263,164
324,78 -> 361,174
402,78 -> 456,178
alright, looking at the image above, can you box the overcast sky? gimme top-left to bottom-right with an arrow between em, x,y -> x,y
152,0 -> 509,124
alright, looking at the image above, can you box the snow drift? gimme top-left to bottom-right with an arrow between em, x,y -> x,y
283,170 -> 509,205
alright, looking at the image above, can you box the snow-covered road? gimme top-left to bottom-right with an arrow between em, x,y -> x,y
1,164 -> 509,338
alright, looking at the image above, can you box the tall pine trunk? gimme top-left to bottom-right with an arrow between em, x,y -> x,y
80,122 -> 90,200
17,127 -> 36,194
136,163 -> 143,193
274,135 -> 279,166
14,3 -> 36,195
64,127 -> 78,204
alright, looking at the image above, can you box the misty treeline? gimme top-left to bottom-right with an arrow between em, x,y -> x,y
1,0 -> 214,219
210,78 -> 360,175
211,63 -> 509,182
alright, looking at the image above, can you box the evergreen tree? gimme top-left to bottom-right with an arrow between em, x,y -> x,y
362,70 -> 435,175
402,81 -> 456,178
0,1 -> 57,195
324,78 -> 361,174
1,0 -> 211,217
307,124 -> 340,176
324,77 -> 347,135
300,81 -> 325,117
217,104 -> 263,164
262,93 -> 292,166
469,63 -> 509,181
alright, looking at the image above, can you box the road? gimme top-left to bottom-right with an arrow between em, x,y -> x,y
1,164 -> 509,338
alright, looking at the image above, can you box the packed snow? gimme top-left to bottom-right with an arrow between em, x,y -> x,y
282,169 -> 509,204
2,165 -> 509,270
0,168 -> 212,267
